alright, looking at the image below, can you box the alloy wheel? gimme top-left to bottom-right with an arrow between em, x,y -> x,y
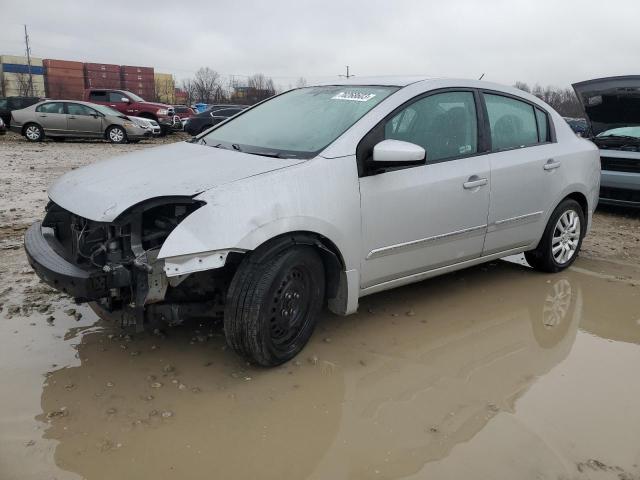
25,125 -> 40,140
109,127 -> 125,143
551,210 -> 581,265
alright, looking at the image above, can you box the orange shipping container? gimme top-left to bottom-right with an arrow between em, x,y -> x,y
121,72 -> 154,82
43,59 -> 84,71
44,67 -> 85,78
121,65 -> 154,75
84,62 -> 120,73
86,71 -> 121,81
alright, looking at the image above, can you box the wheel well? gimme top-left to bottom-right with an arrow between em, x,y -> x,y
564,192 -> 588,216
246,231 -> 345,300
21,122 -> 40,135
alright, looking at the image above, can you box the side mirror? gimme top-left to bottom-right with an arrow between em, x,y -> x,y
372,139 -> 426,166
121,97 -> 130,103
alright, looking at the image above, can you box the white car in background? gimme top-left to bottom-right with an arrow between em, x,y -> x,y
24,77 -> 600,366
128,116 -> 161,136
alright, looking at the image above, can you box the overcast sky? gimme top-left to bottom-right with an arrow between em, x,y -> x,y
1,0 -> 638,89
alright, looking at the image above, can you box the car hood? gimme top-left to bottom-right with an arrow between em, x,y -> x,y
48,141 -> 305,222
140,101 -> 172,110
572,75 -> 640,136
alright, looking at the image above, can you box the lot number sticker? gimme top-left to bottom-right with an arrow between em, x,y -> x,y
332,91 -> 377,102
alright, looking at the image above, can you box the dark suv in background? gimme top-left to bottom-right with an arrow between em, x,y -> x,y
183,105 -> 246,135
0,96 -> 42,127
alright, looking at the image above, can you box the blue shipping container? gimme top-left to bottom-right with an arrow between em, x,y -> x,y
2,63 -> 45,75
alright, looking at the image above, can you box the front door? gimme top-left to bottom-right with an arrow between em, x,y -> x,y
35,102 -> 68,134
359,90 -> 491,289
65,103 -> 104,137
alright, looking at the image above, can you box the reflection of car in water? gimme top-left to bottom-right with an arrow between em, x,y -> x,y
574,76 -> 640,206
38,263 -> 581,479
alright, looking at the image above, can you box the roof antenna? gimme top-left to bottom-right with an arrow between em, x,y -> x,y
478,73 -> 485,80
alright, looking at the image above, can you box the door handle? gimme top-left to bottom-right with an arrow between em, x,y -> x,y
68,115 -> 76,119
463,176 -> 488,189
544,159 -> 561,171
38,114 -> 47,117
109,104 -> 117,107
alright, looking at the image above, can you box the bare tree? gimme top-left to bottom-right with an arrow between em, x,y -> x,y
192,67 -> 226,104
180,78 -> 197,106
295,77 -> 308,88
513,81 -> 583,117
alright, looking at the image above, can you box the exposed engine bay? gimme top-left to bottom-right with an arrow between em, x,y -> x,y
39,199 -> 238,330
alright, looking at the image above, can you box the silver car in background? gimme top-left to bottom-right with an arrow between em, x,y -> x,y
10,100 -> 151,143
573,75 -> 640,206
24,77 -> 600,366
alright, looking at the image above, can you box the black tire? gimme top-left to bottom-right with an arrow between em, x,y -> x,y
525,199 -> 585,273
23,123 -> 44,142
224,246 -> 325,366
158,125 -> 169,137
106,125 -> 127,144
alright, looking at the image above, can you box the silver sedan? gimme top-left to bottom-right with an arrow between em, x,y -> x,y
10,100 -> 151,143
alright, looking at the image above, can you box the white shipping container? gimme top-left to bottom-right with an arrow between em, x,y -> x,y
0,55 -> 43,66
1,71 -> 45,97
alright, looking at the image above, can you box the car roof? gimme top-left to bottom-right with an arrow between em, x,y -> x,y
312,76 -> 431,87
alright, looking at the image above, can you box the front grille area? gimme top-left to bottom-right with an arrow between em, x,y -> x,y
600,186 -> 640,204
601,156 -> 640,174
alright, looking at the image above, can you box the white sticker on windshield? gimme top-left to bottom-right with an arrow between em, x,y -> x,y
332,91 -> 376,102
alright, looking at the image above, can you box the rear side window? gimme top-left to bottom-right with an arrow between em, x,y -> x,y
36,102 -> 65,114
535,108 -> 550,142
89,91 -> 107,102
384,91 -> 478,162
485,94 -> 538,150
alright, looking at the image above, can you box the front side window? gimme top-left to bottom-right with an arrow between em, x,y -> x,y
108,92 -> 128,103
202,85 -> 398,158
485,94 -> 539,150
67,103 -> 96,116
36,102 -> 65,114
384,91 -> 478,162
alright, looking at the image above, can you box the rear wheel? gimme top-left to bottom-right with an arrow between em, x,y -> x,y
24,123 -> 44,142
107,125 -> 127,144
224,246 -> 325,366
525,199 -> 584,273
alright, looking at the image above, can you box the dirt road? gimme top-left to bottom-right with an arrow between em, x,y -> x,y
1,132 -> 639,480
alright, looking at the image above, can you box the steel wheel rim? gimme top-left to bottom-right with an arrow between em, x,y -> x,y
551,210 -> 581,265
26,126 -> 40,140
542,279 -> 572,327
268,266 -> 313,348
110,128 -> 124,142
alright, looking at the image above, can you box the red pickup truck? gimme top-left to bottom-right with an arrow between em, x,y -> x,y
84,89 -> 179,135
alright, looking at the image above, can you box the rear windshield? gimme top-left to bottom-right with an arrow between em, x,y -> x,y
201,85 -> 398,158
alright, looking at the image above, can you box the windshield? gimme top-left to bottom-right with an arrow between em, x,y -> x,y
125,92 -> 145,102
202,85 -> 398,158
92,104 -> 124,117
596,126 -> 640,139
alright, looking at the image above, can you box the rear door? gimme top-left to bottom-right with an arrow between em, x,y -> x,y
481,91 -> 561,255
359,90 -> 491,288
35,102 -> 68,134
66,103 -> 103,137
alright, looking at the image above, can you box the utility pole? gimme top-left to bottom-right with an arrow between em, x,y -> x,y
24,25 -> 34,97
339,65 -> 354,79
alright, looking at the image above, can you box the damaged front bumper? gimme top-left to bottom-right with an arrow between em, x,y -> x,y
24,221 -> 117,300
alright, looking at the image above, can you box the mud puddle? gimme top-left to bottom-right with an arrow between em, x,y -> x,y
1,256 -> 639,480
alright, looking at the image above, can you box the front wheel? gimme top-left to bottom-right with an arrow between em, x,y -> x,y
107,125 -> 127,144
525,199 -> 585,273
224,246 -> 325,366
24,123 -> 44,142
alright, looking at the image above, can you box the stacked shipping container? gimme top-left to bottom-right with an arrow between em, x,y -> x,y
84,62 -> 121,89
1,54 -> 168,103
44,59 -> 85,100
0,55 -> 46,97
121,65 -> 154,98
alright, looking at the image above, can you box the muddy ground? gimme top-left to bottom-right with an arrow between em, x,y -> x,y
0,131 -> 639,480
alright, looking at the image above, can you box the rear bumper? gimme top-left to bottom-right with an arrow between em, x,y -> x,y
24,222 -> 109,300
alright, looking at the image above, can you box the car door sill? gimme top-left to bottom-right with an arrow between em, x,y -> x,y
359,246 -> 528,297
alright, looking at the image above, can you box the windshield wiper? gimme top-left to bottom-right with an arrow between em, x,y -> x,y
231,143 -> 242,151
596,134 -> 640,143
